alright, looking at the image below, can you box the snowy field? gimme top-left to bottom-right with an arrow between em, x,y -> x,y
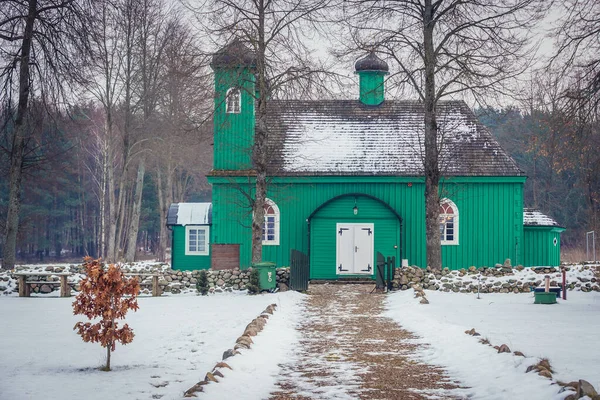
0,291 -> 305,400
386,290 -> 600,400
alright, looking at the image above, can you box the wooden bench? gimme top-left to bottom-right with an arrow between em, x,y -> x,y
124,273 -> 162,297
13,272 -> 72,297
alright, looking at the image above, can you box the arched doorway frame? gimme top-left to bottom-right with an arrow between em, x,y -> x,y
306,193 -> 403,275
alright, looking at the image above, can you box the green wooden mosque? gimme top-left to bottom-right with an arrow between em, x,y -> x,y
167,40 -> 565,276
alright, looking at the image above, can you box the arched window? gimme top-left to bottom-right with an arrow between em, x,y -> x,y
262,198 -> 280,245
226,87 -> 241,113
439,198 -> 459,245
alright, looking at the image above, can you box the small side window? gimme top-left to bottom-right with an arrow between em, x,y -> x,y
185,226 -> 210,255
226,88 -> 241,113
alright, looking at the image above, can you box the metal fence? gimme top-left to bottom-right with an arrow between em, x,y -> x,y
290,249 -> 309,291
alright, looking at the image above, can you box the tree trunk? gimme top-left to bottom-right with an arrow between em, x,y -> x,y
125,157 -> 145,261
105,341 -> 111,371
251,0 -> 268,265
106,137 -> 118,263
423,0 -> 442,271
2,0 -> 38,270
115,174 -> 129,260
99,139 -> 108,259
156,167 -> 167,262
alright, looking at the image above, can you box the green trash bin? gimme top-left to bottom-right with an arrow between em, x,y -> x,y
253,262 -> 277,291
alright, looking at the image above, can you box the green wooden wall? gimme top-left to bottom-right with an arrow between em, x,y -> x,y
523,226 -> 564,267
440,179 -> 524,268
310,195 -> 400,279
171,225 -> 211,271
213,68 -> 255,170
358,71 -> 386,106
209,176 -> 525,272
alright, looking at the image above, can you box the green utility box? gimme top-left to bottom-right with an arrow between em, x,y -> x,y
534,292 -> 557,304
253,262 -> 277,291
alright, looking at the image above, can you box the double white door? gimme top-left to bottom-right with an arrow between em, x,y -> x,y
336,223 -> 374,275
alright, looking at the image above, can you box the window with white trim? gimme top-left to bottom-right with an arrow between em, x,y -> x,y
226,87 -> 241,113
185,226 -> 210,255
262,198 -> 280,245
439,199 -> 459,245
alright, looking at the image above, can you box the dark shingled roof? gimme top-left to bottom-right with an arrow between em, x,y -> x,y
262,100 -> 524,177
211,39 -> 256,69
166,203 -> 179,226
355,52 -> 389,72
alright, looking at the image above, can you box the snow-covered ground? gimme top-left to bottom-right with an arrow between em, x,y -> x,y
0,291 -> 305,400
386,290 -> 600,400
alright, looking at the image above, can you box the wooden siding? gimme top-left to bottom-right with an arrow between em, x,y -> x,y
358,71 -> 385,106
310,196 -> 399,279
213,68 -> 255,170
523,226 -> 564,267
440,180 -> 524,268
210,177 -> 524,271
171,225 -> 211,271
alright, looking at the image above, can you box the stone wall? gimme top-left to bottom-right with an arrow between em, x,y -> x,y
393,265 -> 600,293
160,268 -> 290,294
3,262 -> 599,296
0,265 -> 291,296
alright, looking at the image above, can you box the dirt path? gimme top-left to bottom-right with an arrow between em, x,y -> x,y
270,284 -> 464,400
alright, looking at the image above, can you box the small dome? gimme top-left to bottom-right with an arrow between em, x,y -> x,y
211,39 -> 257,69
355,52 -> 389,72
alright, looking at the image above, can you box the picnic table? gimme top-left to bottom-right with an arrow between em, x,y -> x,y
13,272 -> 72,297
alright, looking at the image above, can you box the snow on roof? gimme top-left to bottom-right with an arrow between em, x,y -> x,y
167,203 -> 212,226
263,100 -> 523,177
523,208 -> 560,227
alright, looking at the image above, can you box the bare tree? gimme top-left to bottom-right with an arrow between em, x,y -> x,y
124,0 -> 172,262
84,0 -> 174,262
187,0 -> 333,263
153,16 -> 212,261
551,0 -> 600,115
0,0 -> 91,269
340,0 -> 547,269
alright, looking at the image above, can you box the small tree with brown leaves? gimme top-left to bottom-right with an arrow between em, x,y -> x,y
73,258 -> 140,371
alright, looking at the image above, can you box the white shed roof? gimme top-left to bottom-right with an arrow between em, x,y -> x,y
167,203 -> 212,225
523,209 -> 561,227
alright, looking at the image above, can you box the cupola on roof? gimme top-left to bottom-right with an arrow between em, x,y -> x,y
355,52 -> 389,72
211,39 -> 257,69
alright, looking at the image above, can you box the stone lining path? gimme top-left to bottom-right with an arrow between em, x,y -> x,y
270,284 -> 464,400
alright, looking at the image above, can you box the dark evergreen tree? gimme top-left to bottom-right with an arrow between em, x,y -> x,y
196,270 -> 209,295
246,268 -> 260,294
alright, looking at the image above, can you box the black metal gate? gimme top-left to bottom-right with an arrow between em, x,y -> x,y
290,249 -> 310,291
375,252 -> 395,291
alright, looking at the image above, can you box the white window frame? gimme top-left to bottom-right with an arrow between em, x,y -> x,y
440,198 -> 459,246
262,198 -> 280,246
185,226 -> 210,255
225,87 -> 241,114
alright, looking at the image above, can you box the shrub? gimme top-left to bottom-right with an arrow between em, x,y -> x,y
246,268 -> 260,294
73,257 -> 140,371
196,270 -> 209,295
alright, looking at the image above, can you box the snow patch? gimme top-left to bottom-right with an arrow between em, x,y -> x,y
386,290 -> 600,399
0,292 -> 304,400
